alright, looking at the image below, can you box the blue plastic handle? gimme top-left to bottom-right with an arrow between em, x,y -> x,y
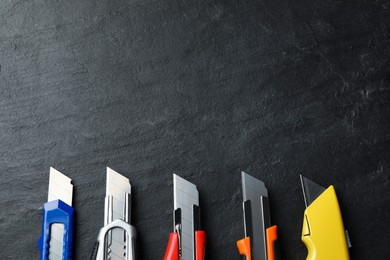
38,199 -> 74,260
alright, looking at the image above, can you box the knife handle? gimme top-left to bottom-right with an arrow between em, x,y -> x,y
164,232 -> 179,260
266,225 -> 280,260
301,186 -> 350,260
38,199 -> 74,260
93,219 -> 137,260
237,237 -> 251,260
195,230 -> 206,260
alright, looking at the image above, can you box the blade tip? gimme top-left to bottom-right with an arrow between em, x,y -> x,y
50,167 -> 72,183
106,167 -> 131,192
300,174 -> 305,185
173,173 -> 190,185
48,167 -> 73,205
300,175 -> 308,207
241,171 -> 268,197
300,175 -> 326,208
173,173 -> 178,186
173,174 -> 198,193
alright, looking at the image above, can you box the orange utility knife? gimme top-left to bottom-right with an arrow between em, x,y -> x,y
237,172 -> 280,260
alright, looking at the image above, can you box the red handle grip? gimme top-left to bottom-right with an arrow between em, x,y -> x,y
164,232 -> 179,260
195,230 -> 206,260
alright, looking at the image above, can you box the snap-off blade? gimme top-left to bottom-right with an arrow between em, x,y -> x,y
48,167 -> 73,260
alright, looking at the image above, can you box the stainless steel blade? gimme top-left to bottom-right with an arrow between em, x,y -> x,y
105,167 -> 131,260
174,174 -> 199,260
48,167 -> 73,260
300,175 -> 326,208
241,171 -> 270,260
48,167 -> 73,205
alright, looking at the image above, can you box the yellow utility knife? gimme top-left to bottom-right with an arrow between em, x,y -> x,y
300,175 -> 351,260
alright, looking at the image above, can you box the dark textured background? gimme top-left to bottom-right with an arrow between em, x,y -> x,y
0,0 -> 390,259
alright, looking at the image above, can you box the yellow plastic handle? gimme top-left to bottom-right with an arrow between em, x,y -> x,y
301,186 -> 350,260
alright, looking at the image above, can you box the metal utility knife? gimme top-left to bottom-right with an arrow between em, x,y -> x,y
91,167 -> 137,260
300,175 -> 351,260
237,172 -> 280,260
38,167 -> 75,260
164,174 -> 206,260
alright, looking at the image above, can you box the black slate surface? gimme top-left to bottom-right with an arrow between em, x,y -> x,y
0,0 -> 390,259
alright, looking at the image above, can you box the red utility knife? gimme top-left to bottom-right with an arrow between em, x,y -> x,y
164,174 -> 206,260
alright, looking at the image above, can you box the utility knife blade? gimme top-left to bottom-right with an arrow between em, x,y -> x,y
105,167 -> 132,225
174,174 -> 199,260
105,167 -> 132,260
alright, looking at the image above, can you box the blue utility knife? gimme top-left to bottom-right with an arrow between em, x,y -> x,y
38,167 -> 74,260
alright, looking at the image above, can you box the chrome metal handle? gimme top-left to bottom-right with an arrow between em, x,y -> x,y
94,219 -> 137,260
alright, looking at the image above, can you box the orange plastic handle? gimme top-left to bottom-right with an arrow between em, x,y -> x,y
237,237 -> 251,260
164,232 -> 179,260
266,225 -> 278,260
